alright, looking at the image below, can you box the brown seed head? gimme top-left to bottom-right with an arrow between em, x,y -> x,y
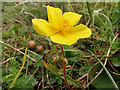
28,40 -> 35,48
36,45 -> 44,52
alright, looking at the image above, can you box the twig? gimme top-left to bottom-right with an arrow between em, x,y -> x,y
42,69 -> 44,88
108,61 -> 119,73
28,66 -> 39,81
15,1 -> 28,7
112,72 -> 120,76
77,73 -> 88,81
107,48 -> 120,58
0,40 -> 36,62
23,12 -> 36,18
0,57 -> 17,65
37,81 -> 42,90
111,33 -> 119,44
46,72 -> 54,90
86,15 -> 90,26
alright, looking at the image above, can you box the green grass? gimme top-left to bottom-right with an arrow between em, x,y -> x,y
1,2 -> 120,89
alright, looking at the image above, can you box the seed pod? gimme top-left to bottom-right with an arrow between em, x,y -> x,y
28,40 -> 35,48
36,45 -> 44,52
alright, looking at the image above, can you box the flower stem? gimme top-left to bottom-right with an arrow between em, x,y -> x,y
57,44 -> 70,89
87,49 -> 119,89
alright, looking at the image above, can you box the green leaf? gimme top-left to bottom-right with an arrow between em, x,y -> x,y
110,52 -> 120,67
56,77 -> 62,84
89,63 -> 114,88
15,74 -> 38,88
61,75 -> 82,88
112,58 -> 120,67
34,60 -> 43,67
110,39 -> 120,67
95,37 -> 106,42
2,25 -> 20,39
43,60 -> 59,75
2,26 -> 15,39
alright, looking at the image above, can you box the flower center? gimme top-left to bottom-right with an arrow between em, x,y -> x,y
59,19 -> 70,32
53,19 -> 70,36
54,31 -> 65,36
63,20 -> 69,28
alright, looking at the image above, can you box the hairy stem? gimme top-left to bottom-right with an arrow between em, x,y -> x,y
57,44 -> 70,89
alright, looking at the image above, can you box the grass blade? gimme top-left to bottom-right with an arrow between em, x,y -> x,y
87,49 -> 119,89
86,2 -> 93,26
9,48 -> 27,89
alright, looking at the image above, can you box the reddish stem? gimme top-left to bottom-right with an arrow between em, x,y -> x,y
56,44 -> 70,89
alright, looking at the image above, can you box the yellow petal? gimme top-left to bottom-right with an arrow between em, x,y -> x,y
32,19 -> 54,36
69,24 -> 91,38
50,24 -> 91,45
50,33 -> 78,45
47,5 -> 63,29
63,12 -> 82,27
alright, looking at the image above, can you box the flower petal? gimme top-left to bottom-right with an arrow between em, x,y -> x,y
63,12 -> 82,27
50,33 -> 78,45
47,5 -> 62,29
50,24 -> 91,45
69,24 -> 91,38
32,19 -> 54,36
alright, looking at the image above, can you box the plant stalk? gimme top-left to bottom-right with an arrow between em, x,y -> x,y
57,44 -> 70,89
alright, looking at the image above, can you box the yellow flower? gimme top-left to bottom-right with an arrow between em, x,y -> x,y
32,5 -> 91,45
